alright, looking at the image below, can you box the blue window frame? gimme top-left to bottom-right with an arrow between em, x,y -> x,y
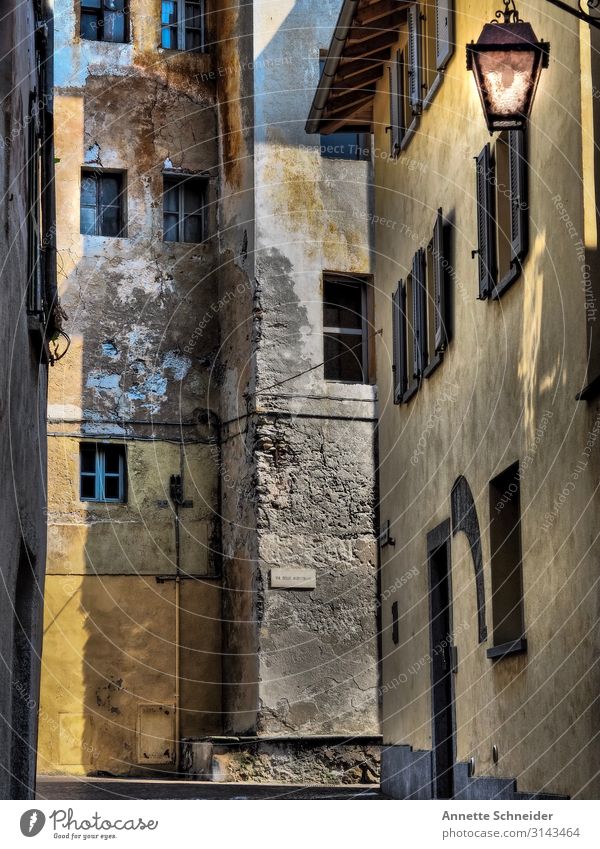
80,443 -> 127,503
161,0 -> 204,52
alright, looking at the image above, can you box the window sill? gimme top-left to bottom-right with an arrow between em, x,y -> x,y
491,263 -> 521,300
423,353 -> 444,380
486,638 -> 527,660
399,117 -> 419,153
422,73 -> 444,110
576,373 -> 600,402
401,380 -> 420,405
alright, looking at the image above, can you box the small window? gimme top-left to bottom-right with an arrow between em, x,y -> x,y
161,0 -> 204,52
162,174 -> 207,243
488,463 -> 526,657
80,169 -> 126,237
80,0 -> 128,43
80,443 -> 127,503
319,60 -> 371,161
323,276 -> 369,383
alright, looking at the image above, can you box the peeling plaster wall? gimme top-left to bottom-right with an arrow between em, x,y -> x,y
0,0 -> 49,800
38,0 -> 224,774
217,0 -> 380,737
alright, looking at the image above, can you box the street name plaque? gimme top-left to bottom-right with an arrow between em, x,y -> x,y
270,568 -> 316,589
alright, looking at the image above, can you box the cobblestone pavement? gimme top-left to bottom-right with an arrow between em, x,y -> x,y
37,776 -> 382,800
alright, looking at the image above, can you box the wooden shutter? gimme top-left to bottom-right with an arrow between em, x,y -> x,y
435,0 -> 454,70
509,130 -> 528,261
392,282 -> 407,403
475,144 -> 496,299
433,208 -> 448,353
412,249 -> 427,378
407,4 -> 422,115
389,51 -> 404,155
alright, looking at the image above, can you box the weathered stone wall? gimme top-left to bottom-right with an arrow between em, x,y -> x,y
222,0 -> 380,738
0,0 -> 49,799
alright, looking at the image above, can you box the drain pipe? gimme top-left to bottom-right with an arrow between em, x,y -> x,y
169,470 -> 185,773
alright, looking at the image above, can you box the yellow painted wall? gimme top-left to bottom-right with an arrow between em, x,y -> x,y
373,1 -> 600,798
38,575 -> 221,775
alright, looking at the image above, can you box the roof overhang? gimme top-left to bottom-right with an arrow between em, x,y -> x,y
305,0 -> 414,135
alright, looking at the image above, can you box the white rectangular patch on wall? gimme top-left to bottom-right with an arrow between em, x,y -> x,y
137,704 -> 175,765
270,568 -> 316,589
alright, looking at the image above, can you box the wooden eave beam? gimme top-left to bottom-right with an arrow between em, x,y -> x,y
356,0 -> 410,25
337,50 -> 391,81
328,68 -> 384,98
345,30 -> 398,59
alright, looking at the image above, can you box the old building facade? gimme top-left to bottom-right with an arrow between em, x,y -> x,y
0,0 -> 56,799
38,0 -> 380,780
311,0 -> 600,799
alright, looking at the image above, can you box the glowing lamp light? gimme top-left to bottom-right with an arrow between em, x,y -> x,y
467,1 -> 550,132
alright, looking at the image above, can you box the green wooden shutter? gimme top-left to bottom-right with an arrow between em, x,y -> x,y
392,282 -> 407,403
435,0 -> 454,71
509,130 -> 528,262
407,4 -> 422,115
433,208 -> 448,353
475,144 -> 496,299
412,249 -> 427,378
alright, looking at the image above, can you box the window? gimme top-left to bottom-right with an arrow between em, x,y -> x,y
80,169 -> 126,237
80,0 -> 128,43
388,49 -> 406,157
323,276 -> 369,383
80,443 -> 127,502
319,60 -> 371,161
389,2 -> 454,151
161,0 -> 204,52
475,132 -> 528,299
488,463 -> 526,658
163,174 -> 207,243
393,210 -> 449,404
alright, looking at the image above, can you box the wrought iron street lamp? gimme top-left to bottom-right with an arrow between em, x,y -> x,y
467,1 -> 550,132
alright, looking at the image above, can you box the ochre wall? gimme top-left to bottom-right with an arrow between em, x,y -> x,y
373,1 -> 600,798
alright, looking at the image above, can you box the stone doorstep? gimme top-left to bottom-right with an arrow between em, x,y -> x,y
181,736 -> 383,785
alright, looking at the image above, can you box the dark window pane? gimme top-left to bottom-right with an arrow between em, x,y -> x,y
105,0 -> 125,10
81,173 -> 98,206
163,180 -> 179,213
100,175 -> 121,207
185,29 -> 202,51
185,3 -> 202,28
104,475 -> 120,500
183,181 -> 204,214
82,0 -> 102,8
183,214 -> 203,243
100,204 -> 120,236
80,475 -> 97,500
81,12 -> 100,40
103,11 -> 125,42
324,280 -> 363,329
80,205 -> 97,235
324,332 -> 365,382
80,447 -> 97,473
161,27 -> 178,49
104,446 -> 122,474
163,212 -> 179,241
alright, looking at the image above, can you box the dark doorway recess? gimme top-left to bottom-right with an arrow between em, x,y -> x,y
427,520 -> 456,800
